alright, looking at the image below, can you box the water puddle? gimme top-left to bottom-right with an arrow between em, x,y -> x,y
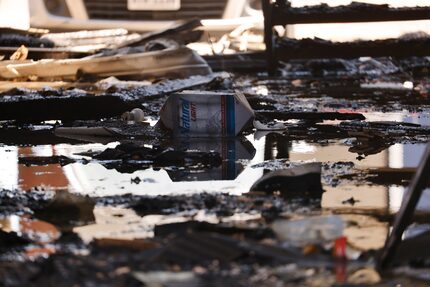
0,124 -> 428,251
0,110 -> 429,240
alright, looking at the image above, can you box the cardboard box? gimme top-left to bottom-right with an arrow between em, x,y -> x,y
159,90 -> 254,137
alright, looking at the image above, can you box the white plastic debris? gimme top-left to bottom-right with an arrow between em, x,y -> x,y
95,76 -> 151,90
272,215 -> 344,246
121,108 -> 145,122
55,127 -> 121,137
133,272 -> 199,287
253,120 -> 286,131
360,82 -> 413,90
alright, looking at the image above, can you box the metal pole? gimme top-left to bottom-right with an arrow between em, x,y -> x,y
262,0 -> 276,75
378,141 -> 430,269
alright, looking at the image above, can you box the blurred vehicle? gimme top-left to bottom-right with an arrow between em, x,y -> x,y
29,0 -> 263,32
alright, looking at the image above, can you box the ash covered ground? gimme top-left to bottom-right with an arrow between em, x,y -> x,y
1,56 -> 430,286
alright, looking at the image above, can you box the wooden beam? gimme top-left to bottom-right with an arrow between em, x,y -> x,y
272,5 -> 430,25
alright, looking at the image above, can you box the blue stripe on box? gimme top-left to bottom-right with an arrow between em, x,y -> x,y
226,139 -> 236,180
226,95 -> 235,136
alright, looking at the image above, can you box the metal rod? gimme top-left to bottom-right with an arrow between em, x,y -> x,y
378,141 -> 430,270
262,0 -> 277,75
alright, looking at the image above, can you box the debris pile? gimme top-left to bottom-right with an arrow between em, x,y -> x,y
1,4 -> 430,287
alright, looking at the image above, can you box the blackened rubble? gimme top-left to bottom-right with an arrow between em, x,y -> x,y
2,28 -> 430,286
0,73 -> 227,122
340,167 -> 430,188
249,121 -> 430,154
0,233 -> 332,287
276,36 -> 430,60
59,120 -> 166,140
33,191 -> 96,228
99,192 -> 293,221
0,189 -> 53,215
91,143 -> 223,173
250,163 -> 324,199
0,32 -> 54,48
274,1 -> 430,21
18,144 -> 224,173
0,124 -> 85,146
257,111 -> 365,121
154,220 -> 275,240
233,56 -> 429,80
18,155 -> 76,166
17,136 -> 257,179
0,230 -> 30,252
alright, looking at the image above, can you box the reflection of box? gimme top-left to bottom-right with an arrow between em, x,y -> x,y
159,91 -> 254,137
165,137 -> 255,181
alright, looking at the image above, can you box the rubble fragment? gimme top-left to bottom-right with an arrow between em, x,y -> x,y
18,155 -> 76,166
250,163 -> 324,199
133,271 -> 199,287
0,47 -> 212,80
154,221 -> 274,240
0,73 -> 227,122
34,190 -> 95,228
92,143 -> 222,173
272,215 -> 344,246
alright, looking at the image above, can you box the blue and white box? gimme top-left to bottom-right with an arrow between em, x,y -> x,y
160,90 -> 255,137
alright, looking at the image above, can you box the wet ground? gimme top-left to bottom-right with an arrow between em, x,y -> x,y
1,57 -> 430,286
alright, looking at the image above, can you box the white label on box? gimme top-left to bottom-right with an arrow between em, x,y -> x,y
127,0 -> 181,11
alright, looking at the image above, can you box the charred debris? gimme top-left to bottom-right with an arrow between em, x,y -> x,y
1,2 -> 430,287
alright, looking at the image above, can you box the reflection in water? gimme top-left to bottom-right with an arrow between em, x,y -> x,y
58,137 -> 261,196
19,146 -> 69,191
2,111 -> 430,252
0,146 -> 17,190
389,186 -> 430,213
323,185 -> 389,215
166,137 -> 256,181
290,141 -> 389,168
4,129 -> 429,212
0,124 -> 426,216
0,215 -> 59,259
342,214 -> 389,251
0,215 -> 60,243
264,133 -> 290,161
